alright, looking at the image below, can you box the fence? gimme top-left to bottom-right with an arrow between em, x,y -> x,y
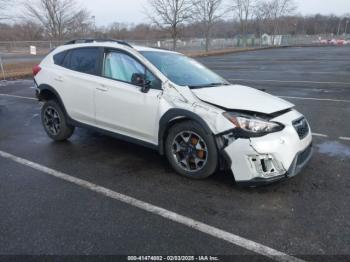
0,38 -> 261,55
0,34 -> 349,57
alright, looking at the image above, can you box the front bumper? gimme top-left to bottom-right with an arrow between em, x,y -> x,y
222,110 -> 313,186
235,144 -> 313,187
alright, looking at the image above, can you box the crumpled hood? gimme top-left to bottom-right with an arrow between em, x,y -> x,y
191,85 -> 294,115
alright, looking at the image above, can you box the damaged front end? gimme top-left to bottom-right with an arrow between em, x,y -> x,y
216,109 -> 313,187
160,83 -> 313,186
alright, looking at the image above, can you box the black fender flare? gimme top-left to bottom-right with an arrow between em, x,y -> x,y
37,84 -> 69,118
158,109 -> 213,155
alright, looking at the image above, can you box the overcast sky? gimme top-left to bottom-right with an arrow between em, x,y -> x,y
78,0 -> 350,26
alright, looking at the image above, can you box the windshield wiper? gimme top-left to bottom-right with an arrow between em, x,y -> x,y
189,82 -> 230,89
209,82 -> 230,86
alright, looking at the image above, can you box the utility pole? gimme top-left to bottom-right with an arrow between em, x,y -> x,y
91,16 -> 96,37
337,19 -> 342,36
345,20 -> 349,36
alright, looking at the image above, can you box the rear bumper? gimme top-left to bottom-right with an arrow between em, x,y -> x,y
34,80 -> 41,100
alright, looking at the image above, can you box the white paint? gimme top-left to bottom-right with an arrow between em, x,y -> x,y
0,94 -> 37,101
0,149 -> 303,262
339,137 -> 350,141
279,96 -> 350,103
228,78 -> 350,86
312,133 -> 329,138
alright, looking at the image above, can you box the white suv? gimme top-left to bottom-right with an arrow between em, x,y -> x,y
34,39 -> 313,186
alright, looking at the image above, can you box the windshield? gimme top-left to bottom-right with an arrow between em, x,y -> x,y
141,51 -> 229,89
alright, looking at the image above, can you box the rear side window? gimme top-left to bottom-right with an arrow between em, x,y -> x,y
53,51 -> 67,66
64,48 -> 100,75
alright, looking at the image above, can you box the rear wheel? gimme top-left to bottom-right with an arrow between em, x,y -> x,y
41,100 -> 75,141
165,121 -> 218,179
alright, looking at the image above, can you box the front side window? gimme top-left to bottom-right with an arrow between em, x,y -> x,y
67,48 -> 100,75
103,51 -> 161,89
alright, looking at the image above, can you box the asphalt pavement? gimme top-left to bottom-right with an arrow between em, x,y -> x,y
0,46 -> 349,261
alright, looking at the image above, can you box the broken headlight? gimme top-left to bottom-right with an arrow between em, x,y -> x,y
223,112 -> 284,137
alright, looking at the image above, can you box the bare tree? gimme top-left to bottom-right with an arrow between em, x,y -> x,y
23,0 -> 91,40
254,0 -> 272,38
191,0 -> 225,52
259,0 -> 296,44
230,0 -> 257,46
0,0 -> 14,20
146,0 -> 192,50
67,9 -> 93,38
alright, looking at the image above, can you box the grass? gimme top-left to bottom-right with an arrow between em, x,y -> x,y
1,61 -> 36,80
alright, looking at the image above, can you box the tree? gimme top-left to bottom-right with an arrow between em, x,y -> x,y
0,0 -> 14,20
14,21 -> 44,40
146,0 -> 192,50
191,0 -> 225,52
229,0 -> 257,46
259,0 -> 296,44
66,9 -> 93,38
23,0 -> 91,40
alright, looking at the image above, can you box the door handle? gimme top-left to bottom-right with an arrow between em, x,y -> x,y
54,76 -> 63,82
96,84 -> 108,92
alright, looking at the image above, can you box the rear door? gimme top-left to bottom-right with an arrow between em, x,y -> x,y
55,47 -> 103,126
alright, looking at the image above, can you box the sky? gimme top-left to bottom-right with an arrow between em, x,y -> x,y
78,0 -> 350,26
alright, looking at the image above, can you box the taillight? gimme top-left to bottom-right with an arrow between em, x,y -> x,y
33,65 -> 41,77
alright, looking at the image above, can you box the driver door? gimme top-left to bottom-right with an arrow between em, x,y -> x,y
94,50 -> 162,144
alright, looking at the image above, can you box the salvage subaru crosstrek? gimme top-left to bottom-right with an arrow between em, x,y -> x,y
34,39 -> 313,186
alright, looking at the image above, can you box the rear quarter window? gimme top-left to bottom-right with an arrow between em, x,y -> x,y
53,51 -> 67,66
69,48 -> 100,75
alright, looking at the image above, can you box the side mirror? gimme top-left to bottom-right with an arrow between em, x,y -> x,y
131,73 -> 151,93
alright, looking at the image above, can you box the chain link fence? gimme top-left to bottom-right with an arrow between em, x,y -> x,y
0,34 -> 349,61
2,35 -> 347,57
0,38 -> 262,56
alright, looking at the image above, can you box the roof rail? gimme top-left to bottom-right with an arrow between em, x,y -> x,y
64,39 -> 133,48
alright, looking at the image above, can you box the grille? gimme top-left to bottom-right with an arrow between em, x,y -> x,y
297,144 -> 312,166
293,117 -> 310,140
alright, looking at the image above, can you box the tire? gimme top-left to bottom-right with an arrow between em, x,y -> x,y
41,100 -> 75,141
165,120 -> 218,179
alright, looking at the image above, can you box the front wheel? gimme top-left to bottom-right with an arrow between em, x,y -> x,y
41,100 -> 75,141
165,121 -> 218,179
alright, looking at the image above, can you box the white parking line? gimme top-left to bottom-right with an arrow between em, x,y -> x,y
218,69 -> 349,76
279,96 -> 350,103
339,137 -> 350,141
312,133 -> 329,138
0,93 -> 36,101
0,149 -> 303,262
228,78 -> 350,86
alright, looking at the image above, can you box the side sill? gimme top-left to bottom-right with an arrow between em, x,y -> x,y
67,118 -> 159,152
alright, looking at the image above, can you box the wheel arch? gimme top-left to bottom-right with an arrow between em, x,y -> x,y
37,84 -> 69,118
158,109 -> 213,155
